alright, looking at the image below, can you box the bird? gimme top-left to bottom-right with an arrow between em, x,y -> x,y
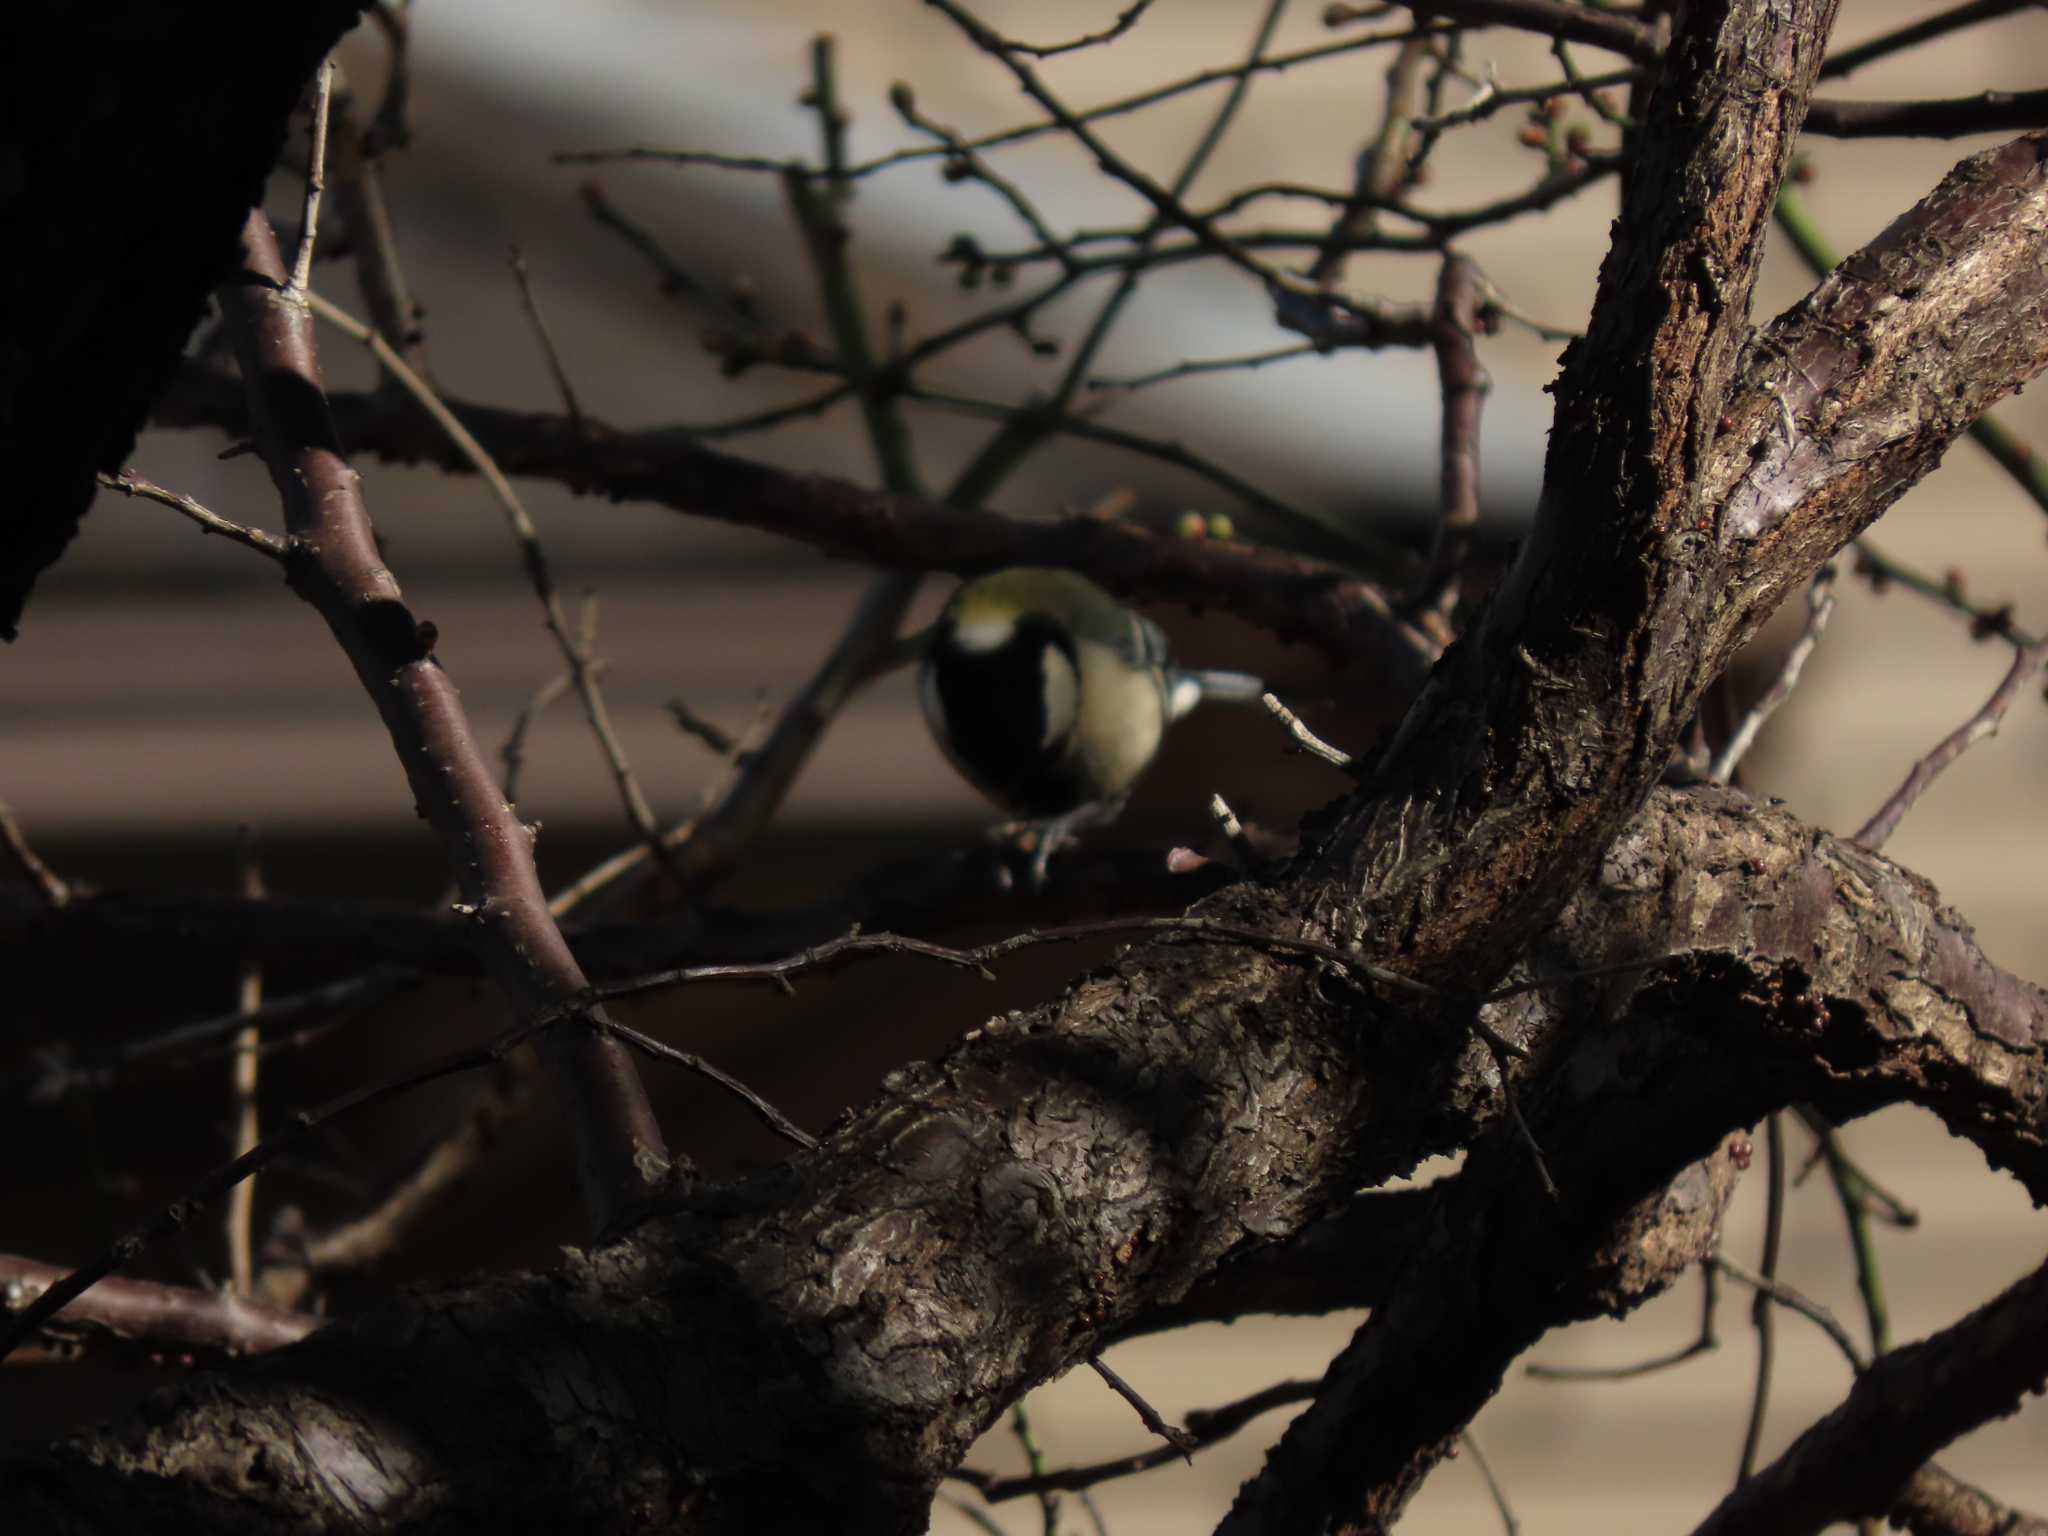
918,567 -> 1264,874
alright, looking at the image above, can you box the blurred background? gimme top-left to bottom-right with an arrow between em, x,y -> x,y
5,2 -> 2048,1530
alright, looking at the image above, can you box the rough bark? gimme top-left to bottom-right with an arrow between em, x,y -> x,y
9,791 -> 2048,1534
10,4 -> 2048,1531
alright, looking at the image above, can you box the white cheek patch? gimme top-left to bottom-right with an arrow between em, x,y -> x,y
1040,643 -> 1080,748
952,616 -> 1015,654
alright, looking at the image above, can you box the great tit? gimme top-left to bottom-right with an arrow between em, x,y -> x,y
918,567 -> 1264,844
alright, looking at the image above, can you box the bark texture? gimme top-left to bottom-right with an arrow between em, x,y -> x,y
9,792 -> 2048,1534
9,0 -> 2048,1530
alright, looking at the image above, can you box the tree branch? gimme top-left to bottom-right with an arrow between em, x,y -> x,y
0,1254 -> 316,1364
1691,1252 -> 2048,1536
215,212 -> 668,1237
150,363 -> 1436,682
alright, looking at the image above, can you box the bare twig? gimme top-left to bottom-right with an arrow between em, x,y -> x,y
1820,0 -> 2040,80
0,1252 -> 317,1363
1311,34 -> 1433,284
1805,88 -> 2048,139
280,1058 -> 544,1291
1089,1356 -> 1197,1458
226,827 -> 264,1297
1262,692 -> 1357,771
500,668 -> 576,810
1377,0 -> 1660,62
1714,1254 -> 1869,1373
1420,251 -> 1490,618
1088,342 -> 1323,393
1528,1258 -> 1720,1380
1807,1126 -> 1895,1356
1413,64 -> 1643,130
1002,0 -> 1159,57
1854,636 -> 2048,850
508,247 -> 587,439
1459,1431 -> 1520,1536
327,78 -> 429,376
33,971 -> 415,1098
97,470 -> 288,559
0,800 -> 69,908
595,1017 -> 818,1151
0,1016 -> 531,1365
1792,1107 -> 1919,1228
285,57 -> 336,304
1710,563 -> 1837,783
1737,1112 -> 1788,1483
305,291 -> 673,872
1208,793 -> 1256,863
1688,1254 -> 2048,1536
555,24 -> 1450,183
957,1378 -> 1318,1501
225,212 -> 668,1236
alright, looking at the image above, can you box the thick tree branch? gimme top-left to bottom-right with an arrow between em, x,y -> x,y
1691,1252 -> 2048,1536
150,363 -> 1436,683
12,787 -> 2048,1532
216,213 -> 668,1236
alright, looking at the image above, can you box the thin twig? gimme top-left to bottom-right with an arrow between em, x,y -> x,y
1262,692 -> 1356,771
1311,34 -> 1432,284
1715,1254 -> 1869,1372
0,1018 -> 530,1365
286,57 -> 336,304
225,826 -> 264,1297
1481,1026 -> 1559,1198
1529,1258 -> 1720,1379
1090,1356 -> 1197,1458
508,247 -> 587,439
1009,1399 -> 1061,1536
1820,0 -> 2037,80
277,1058 -> 544,1296
1208,794 -> 1256,864
1791,1107 -> 1919,1228
1414,64 -> 1642,130
1002,0 -> 1159,57
305,291 -> 674,872
1460,1431 -> 1521,1536
1088,342 -> 1323,393
97,470 -> 288,559
1420,251 -> 1490,619
923,0 -> 1378,319
1711,563 -> 1837,783
327,78 -> 429,376
1854,636 -> 2048,850
0,967 -> 808,1365
957,1379 -> 1318,1501
0,800 -> 69,908
554,24 -> 1450,182
1808,1123 -> 1896,1355
595,1017 -> 818,1151
500,667 -> 576,810
1737,1112 -> 1788,1482
34,971 -> 415,1099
